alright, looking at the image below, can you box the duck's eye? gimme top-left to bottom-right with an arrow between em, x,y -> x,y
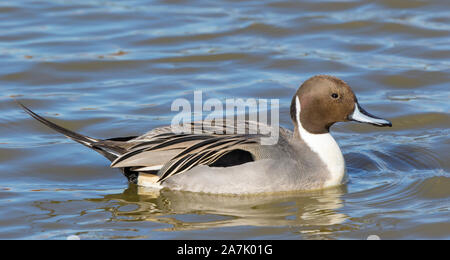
331,93 -> 339,99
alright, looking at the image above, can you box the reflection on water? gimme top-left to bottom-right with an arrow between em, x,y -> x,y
137,186 -> 347,231
31,185 -> 348,239
0,0 -> 449,239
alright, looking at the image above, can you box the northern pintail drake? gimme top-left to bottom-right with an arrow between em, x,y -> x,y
20,75 -> 392,194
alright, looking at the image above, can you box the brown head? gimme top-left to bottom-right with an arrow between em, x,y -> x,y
290,75 -> 392,134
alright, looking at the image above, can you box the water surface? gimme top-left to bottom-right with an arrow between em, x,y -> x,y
0,0 -> 449,239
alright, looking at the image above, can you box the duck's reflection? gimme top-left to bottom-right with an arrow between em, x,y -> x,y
98,184 -> 349,234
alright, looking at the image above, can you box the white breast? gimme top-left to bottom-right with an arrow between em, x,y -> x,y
295,97 -> 346,188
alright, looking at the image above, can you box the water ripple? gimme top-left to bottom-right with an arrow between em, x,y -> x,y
0,0 -> 449,239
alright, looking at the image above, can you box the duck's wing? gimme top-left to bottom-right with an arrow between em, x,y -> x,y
112,128 -> 262,182
156,135 -> 260,183
152,125 -> 294,183
130,119 -> 271,142
112,119 -> 283,181
112,131 -> 261,175
110,133 -> 217,169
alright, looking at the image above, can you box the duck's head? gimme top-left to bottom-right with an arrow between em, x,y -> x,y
290,75 -> 392,134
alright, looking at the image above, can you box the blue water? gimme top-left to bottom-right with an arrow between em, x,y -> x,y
0,0 -> 449,239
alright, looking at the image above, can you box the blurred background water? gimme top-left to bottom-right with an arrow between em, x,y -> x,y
0,0 -> 449,239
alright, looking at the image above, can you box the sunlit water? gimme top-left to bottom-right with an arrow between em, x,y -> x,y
0,0 -> 449,239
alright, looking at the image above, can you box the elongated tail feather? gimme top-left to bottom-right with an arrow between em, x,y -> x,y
18,102 -> 99,148
18,102 -> 145,183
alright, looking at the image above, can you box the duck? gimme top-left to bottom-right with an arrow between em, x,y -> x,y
19,75 -> 392,194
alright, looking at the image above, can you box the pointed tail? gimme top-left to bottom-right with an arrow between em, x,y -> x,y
18,102 -> 100,148
18,102 -> 143,183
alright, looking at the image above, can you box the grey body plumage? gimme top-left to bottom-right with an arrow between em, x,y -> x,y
19,75 -> 392,194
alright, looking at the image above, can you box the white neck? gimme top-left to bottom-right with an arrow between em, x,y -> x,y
295,97 -> 346,188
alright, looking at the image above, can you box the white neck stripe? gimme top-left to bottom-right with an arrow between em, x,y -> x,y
295,96 -> 346,188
